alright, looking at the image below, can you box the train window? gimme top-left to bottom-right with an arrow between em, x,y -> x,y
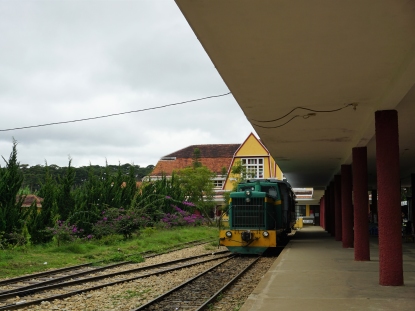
239,186 -> 255,192
261,186 -> 278,198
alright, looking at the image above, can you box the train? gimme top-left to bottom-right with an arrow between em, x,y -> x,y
219,179 -> 296,254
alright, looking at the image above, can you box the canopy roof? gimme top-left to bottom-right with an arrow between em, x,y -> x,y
176,0 -> 415,194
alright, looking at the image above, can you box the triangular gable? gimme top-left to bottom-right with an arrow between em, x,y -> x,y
234,133 -> 270,157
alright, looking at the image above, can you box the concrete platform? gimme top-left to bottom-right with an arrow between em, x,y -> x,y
240,226 -> 415,311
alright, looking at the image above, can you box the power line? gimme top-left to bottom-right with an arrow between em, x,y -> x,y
250,103 -> 357,129
0,92 -> 231,132
252,115 -> 302,129
250,103 -> 355,123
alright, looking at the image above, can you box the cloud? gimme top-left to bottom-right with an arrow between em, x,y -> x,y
0,1 -> 255,168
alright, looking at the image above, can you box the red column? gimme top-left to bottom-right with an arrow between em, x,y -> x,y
341,164 -> 353,248
320,196 -> 325,229
335,175 -> 342,241
352,147 -> 370,261
371,190 -> 378,224
324,189 -> 329,232
411,174 -> 415,224
375,110 -> 403,286
330,181 -> 335,237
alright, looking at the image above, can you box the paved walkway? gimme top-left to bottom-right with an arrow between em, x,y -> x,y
240,226 -> 415,311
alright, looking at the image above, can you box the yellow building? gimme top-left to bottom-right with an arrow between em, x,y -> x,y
147,133 -> 283,210
223,133 -> 283,191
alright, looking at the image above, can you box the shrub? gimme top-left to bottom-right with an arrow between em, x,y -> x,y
160,206 -> 204,228
92,208 -> 145,239
46,220 -> 83,246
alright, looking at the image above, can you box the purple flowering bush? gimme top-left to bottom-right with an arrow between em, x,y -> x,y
92,208 -> 149,239
46,220 -> 84,246
160,205 -> 204,228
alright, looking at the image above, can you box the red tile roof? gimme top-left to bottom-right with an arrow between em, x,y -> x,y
17,195 -> 43,207
151,144 -> 240,176
163,144 -> 240,158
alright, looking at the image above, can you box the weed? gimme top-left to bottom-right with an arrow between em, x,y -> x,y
128,255 -> 144,263
111,288 -> 150,299
204,244 -> 215,251
0,226 -> 219,278
141,227 -> 157,237
63,244 -> 87,254
104,253 -> 126,263
98,234 -> 122,246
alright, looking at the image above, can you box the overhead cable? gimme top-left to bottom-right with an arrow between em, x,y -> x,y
250,103 -> 356,123
0,92 -> 231,132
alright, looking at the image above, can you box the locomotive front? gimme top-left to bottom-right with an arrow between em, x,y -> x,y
219,179 -> 289,255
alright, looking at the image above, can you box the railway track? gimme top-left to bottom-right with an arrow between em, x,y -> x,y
132,255 -> 260,311
134,238 -> 215,259
0,238 -> 213,291
0,243 -> 226,311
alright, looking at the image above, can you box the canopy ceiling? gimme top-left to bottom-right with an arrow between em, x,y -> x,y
175,0 -> 415,199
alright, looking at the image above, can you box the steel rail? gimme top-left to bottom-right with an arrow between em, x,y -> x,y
131,256 -> 237,311
0,250 -> 229,300
0,238 -> 214,289
195,256 -> 260,310
0,252 -> 230,311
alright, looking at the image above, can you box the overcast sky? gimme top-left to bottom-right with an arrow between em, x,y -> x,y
0,0 -> 255,168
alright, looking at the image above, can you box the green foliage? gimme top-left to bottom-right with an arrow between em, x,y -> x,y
27,165 -> 57,245
176,165 -> 216,224
0,226 -> 218,278
222,160 -> 252,208
92,207 -> 143,240
136,174 -> 186,218
56,159 -> 76,221
0,139 -> 28,245
70,163 -> 140,236
141,227 -> 157,237
127,255 -> 144,263
104,252 -> 127,263
192,147 -> 202,168
20,162 -> 154,192
96,234 -> 123,246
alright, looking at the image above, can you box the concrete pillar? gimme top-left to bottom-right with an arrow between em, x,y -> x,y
375,110 -> 403,286
330,181 -> 335,237
335,175 -> 342,241
352,147 -> 370,261
341,164 -> 353,248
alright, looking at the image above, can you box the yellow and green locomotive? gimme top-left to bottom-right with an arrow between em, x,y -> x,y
219,179 -> 295,254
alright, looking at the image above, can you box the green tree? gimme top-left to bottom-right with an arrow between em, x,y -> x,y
176,165 -> 216,225
56,159 -> 76,221
27,164 -> 57,244
0,139 -> 27,245
192,148 -> 202,168
222,160 -> 252,210
134,173 -> 186,224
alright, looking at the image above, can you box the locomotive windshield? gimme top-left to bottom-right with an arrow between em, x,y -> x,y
237,185 -> 278,199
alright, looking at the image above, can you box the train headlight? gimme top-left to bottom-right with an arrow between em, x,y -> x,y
245,190 -> 251,196
262,231 -> 269,237
225,231 -> 232,238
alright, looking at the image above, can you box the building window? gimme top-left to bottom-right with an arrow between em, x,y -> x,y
213,180 -> 224,189
241,158 -> 264,178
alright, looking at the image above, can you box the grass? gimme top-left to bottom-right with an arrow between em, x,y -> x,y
0,226 -> 219,279
111,288 -> 151,299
